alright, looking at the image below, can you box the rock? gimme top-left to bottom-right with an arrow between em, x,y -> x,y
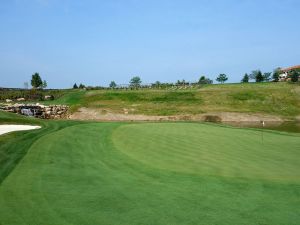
17,98 -> 25,101
0,103 -> 69,119
44,95 -> 54,100
6,99 -> 13,103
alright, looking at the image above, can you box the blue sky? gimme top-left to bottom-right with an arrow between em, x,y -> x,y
1,0 -> 300,88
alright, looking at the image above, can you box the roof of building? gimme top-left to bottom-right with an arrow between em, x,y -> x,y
281,65 -> 300,72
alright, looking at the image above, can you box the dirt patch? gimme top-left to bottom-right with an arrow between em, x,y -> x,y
69,107 -> 285,122
70,108 -> 175,121
204,112 -> 284,122
203,115 -> 222,122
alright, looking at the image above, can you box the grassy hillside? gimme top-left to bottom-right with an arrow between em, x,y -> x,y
0,120 -> 299,225
1,82 -> 300,118
63,82 -> 300,118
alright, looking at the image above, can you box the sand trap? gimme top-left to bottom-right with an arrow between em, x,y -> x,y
0,125 -> 41,136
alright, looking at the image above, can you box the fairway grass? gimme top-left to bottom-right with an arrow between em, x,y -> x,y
0,121 -> 300,225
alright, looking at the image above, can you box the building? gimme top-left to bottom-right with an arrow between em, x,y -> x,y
279,65 -> 300,81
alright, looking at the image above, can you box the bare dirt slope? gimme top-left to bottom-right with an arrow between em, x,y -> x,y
70,107 -> 284,122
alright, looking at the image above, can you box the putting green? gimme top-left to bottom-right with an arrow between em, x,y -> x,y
113,123 -> 300,182
0,122 -> 299,225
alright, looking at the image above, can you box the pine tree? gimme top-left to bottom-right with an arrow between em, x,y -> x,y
241,73 -> 249,83
255,71 -> 264,82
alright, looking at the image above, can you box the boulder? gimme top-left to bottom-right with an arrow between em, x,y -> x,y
0,103 -> 69,119
44,95 -> 54,100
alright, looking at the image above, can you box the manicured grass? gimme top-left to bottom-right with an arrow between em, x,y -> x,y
113,123 -> 300,182
0,120 -> 299,225
0,111 -> 82,184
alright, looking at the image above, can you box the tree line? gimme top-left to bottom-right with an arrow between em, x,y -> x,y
72,67 -> 299,90
241,68 -> 299,83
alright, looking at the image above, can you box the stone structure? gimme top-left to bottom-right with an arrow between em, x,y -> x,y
0,103 -> 69,119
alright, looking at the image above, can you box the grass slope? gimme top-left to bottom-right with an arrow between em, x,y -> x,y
1,83 -> 299,117
67,82 -> 300,117
0,121 -> 299,225
0,111 -> 82,184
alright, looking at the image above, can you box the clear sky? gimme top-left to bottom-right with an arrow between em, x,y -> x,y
1,0 -> 300,88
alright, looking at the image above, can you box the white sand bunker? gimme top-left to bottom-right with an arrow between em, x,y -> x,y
0,125 -> 41,136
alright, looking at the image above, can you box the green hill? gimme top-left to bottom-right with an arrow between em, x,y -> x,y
1,83 -> 299,118
62,82 -> 300,118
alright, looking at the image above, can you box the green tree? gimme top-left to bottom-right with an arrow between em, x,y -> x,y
154,81 -> 161,88
290,70 -> 299,82
255,70 -> 264,82
79,83 -> 85,89
216,74 -> 228,84
198,76 -> 213,84
263,72 -> 272,82
109,81 -> 117,89
31,73 -> 43,88
241,73 -> 249,83
130,76 -> 142,89
198,76 -> 206,84
272,68 -> 281,82
42,80 -> 47,89
73,83 -> 78,89
249,70 -> 260,81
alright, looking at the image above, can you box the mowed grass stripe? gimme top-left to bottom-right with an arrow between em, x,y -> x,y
112,126 -> 284,178
112,123 -> 300,181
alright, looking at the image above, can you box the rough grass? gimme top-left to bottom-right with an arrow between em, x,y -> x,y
0,89 -> 66,101
0,118 -> 300,225
1,82 -> 299,117
60,82 -> 300,117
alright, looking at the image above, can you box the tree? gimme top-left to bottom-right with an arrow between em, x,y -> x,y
154,81 -> 161,88
73,83 -> 78,89
241,73 -> 249,83
130,76 -> 142,89
198,76 -> 212,84
31,73 -> 43,88
255,70 -> 264,82
79,83 -> 85,89
216,74 -> 228,84
290,70 -> 299,82
42,80 -> 47,89
198,76 -> 206,84
263,72 -> 272,82
249,70 -> 260,81
109,81 -> 117,89
272,68 -> 281,82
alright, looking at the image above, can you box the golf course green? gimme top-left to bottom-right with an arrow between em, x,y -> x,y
0,115 -> 300,224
